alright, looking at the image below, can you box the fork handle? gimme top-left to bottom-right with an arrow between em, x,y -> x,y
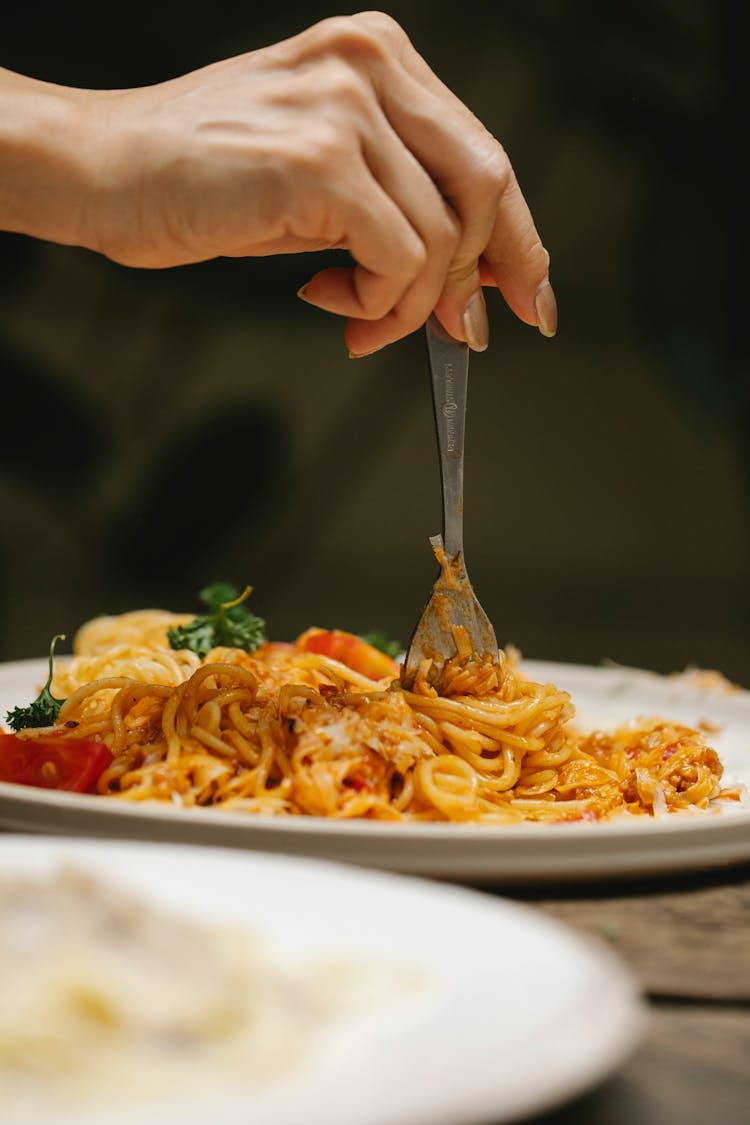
425,315 -> 468,558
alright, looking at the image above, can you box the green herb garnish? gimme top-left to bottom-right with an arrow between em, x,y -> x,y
6,634 -> 67,731
167,584 -> 266,658
359,630 -> 401,659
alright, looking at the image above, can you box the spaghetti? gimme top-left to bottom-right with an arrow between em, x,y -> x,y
9,608 -> 739,823
0,866 -> 389,1119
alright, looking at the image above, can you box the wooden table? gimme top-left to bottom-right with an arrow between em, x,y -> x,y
495,864 -> 750,1125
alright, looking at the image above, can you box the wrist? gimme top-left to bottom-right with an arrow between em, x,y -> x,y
0,68 -> 104,252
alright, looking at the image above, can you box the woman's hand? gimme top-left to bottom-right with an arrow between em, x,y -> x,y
1,13 -> 557,354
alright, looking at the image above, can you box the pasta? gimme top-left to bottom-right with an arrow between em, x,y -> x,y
0,867 -> 398,1118
9,606 -> 740,823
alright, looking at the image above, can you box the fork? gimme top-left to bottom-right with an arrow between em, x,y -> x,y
400,315 -> 499,692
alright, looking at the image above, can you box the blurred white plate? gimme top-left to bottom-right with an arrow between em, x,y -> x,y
1,659 -> 748,883
0,836 -> 643,1125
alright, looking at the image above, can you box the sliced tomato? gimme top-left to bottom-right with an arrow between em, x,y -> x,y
296,628 -> 399,680
0,734 -> 112,793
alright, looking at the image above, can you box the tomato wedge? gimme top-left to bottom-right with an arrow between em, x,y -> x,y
0,734 -> 112,793
296,628 -> 399,680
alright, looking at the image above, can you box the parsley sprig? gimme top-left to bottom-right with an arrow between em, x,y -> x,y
359,630 -> 401,659
167,583 -> 266,658
6,634 -> 67,731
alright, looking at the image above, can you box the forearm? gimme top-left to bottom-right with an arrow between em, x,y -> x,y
0,67 -> 98,249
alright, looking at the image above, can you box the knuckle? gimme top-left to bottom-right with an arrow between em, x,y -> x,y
316,15 -> 355,41
435,210 -> 461,255
322,59 -> 369,107
352,10 -> 406,42
473,144 -> 513,203
402,235 -> 428,276
420,205 -> 460,260
315,15 -> 386,63
523,235 -> 547,274
446,258 -> 479,284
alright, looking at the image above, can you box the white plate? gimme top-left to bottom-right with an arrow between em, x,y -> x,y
0,835 -> 644,1125
1,658 -> 749,883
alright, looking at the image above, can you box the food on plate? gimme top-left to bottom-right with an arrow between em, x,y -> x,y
2,583 -> 744,822
0,866 -> 381,1118
0,732 -> 111,792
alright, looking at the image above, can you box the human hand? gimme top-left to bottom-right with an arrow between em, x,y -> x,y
4,13 -> 556,354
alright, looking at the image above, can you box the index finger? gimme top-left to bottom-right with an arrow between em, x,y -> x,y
482,163 -> 557,338
352,12 -> 557,338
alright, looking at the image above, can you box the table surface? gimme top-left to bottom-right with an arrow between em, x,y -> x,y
501,862 -> 750,1125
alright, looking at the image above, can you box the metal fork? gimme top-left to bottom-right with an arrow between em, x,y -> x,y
400,315 -> 498,692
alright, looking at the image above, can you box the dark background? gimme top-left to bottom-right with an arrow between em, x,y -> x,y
1,1 -> 748,682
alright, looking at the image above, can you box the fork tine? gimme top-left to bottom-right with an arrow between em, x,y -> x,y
400,537 -> 498,691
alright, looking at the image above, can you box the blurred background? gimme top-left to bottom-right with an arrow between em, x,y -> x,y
1,0 -> 748,682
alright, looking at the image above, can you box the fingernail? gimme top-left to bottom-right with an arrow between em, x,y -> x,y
462,291 -> 489,352
348,346 -> 382,359
535,280 -> 558,338
297,283 -> 312,303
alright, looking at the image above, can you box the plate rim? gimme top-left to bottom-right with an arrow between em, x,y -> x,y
0,774 -> 747,838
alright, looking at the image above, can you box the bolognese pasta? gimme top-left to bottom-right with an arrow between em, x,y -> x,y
1,596 -> 741,823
